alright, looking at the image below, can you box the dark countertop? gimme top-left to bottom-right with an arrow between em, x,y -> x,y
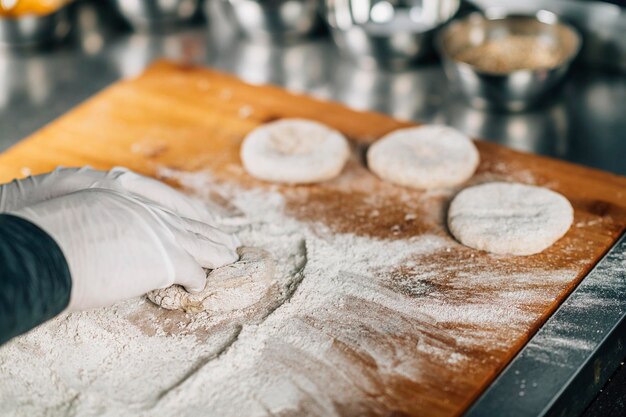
0,2 -> 625,416
584,361 -> 626,417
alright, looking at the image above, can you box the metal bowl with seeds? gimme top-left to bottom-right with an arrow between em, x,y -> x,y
437,10 -> 582,111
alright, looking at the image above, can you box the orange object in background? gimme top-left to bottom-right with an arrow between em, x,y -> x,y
0,0 -> 68,17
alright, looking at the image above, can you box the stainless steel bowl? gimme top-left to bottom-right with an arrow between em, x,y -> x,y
437,11 -> 582,112
0,5 -> 72,49
111,0 -> 202,30
325,0 -> 461,69
469,0 -> 626,72
219,0 -> 321,42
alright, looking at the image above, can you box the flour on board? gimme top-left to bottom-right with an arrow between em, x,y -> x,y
0,169 -> 581,417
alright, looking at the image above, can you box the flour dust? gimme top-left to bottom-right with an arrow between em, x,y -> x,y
0,170 -> 577,417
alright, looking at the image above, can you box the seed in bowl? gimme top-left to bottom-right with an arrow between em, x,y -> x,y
453,35 -> 565,74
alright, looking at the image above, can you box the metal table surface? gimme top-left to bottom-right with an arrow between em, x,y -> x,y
0,2 -> 625,416
1,3 -> 625,175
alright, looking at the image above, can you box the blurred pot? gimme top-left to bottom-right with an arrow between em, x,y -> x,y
219,0 -> 322,42
325,0 -> 461,69
111,0 -> 203,30
0,3 -> 72,49
437,11 -> 581,111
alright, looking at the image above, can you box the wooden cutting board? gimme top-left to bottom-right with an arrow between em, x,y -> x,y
2,61 -> 626,417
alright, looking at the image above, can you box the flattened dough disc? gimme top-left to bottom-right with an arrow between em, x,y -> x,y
447,182 -> 574,256
367,125 -> 479,189
240,118 -> 350,184
147,247 -> 276,313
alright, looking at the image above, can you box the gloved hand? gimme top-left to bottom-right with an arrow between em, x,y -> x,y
0,166 -> 219,226
10,188 -> 240,311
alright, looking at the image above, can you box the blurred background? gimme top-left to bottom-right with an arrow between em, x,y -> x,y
0,0 -> 625,176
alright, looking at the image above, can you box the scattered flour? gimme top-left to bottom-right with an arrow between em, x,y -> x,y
0,170 -> 582,417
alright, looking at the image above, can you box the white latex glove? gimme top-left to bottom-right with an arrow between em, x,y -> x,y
10,188 -> 240,311
0,166 -> 217,226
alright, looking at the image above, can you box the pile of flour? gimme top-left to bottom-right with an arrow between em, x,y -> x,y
0,170 -> 577,417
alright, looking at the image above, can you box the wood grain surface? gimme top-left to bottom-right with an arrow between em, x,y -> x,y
2,60 -> 626,416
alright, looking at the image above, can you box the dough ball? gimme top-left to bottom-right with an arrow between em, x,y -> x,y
447,182 -> 574,256
147,247 -> 276,313
367,125 -> 480,189
240,118 -> 350,184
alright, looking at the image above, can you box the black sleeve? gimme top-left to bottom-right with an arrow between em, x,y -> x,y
0,214 -> 72,345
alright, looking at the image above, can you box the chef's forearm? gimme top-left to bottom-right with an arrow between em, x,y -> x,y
0,214 -> 71,345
